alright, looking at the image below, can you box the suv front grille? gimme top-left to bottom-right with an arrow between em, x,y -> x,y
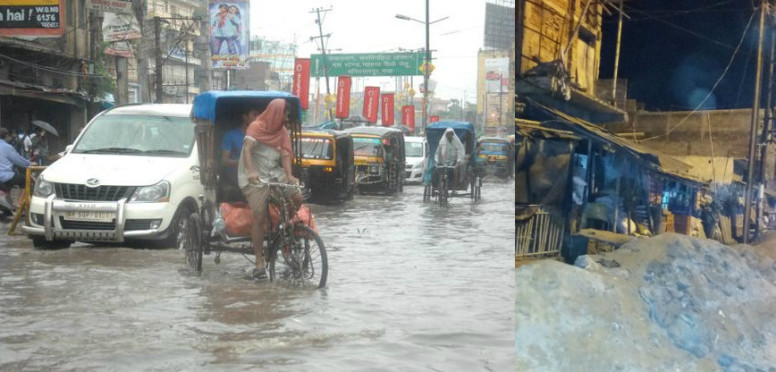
53,183 -> 135,201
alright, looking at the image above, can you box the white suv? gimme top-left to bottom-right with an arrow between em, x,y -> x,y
23,104 -> 203,249
404,136 -> 428,184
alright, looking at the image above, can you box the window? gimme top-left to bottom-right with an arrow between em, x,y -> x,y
73,114 -> 195,157
301,137 -> 334,160
353,137 -> 383,157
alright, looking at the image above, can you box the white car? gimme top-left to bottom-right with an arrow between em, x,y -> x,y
23,104 -> 203,249
404,136 -> 428,184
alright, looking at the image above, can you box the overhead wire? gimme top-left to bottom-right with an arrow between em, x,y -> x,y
622,4 -> 736,50
640,9 -> 757,142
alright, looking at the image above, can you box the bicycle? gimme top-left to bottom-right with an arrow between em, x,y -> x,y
183,180 -> 327,289
258,180 -> 328,289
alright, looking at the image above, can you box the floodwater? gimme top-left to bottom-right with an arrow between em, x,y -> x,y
0,181 -> 515,371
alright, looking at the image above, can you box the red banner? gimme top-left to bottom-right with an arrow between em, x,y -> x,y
336,76 -> 352,119
292,58 -> 311,110
402,105 -> 415,130
361,86 -> 380,123
430,115 -> 440,123
381,94 -> 394,126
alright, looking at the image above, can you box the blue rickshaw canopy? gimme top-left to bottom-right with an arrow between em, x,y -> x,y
190,90 -> 302,123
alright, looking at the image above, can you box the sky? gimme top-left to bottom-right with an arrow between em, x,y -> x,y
598,0 -> 758,111
249,0 -> 492,102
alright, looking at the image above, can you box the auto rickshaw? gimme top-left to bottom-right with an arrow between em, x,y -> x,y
185,91 -> 328,289
344,126 -> 405,194
476,136 -> 511,179
299,129 -> 356,203
423,121 -> 482,205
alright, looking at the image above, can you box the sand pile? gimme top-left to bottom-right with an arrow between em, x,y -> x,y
516,233 -> 776,371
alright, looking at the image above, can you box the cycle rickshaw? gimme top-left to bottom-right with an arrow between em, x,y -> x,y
422,121 -> 482,205
184,91 -> 328,289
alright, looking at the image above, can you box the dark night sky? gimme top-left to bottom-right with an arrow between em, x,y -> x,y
599,0 -> 762,111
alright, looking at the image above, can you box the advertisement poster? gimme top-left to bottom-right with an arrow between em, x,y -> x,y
336,76 -> 352,119
293,58 -> 311,110
430,115 -> 440,123
362,86 -> 380,123
0,0 -> 64,37
381,93 -> 394,126
104,41 -> 134,58
209,1 -> 250,70
103,12 -> 141,42
485,58 -> 509,93
402,105 -> 415,130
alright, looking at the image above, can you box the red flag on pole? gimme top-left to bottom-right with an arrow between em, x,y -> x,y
336,76 -> 352,119
402,105 -> 415,131
362,86 -> 380,123
381,94 -> 394,126
292,58 -> 311,109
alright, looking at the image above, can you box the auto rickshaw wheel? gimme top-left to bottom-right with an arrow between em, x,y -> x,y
184,212 -> 203,272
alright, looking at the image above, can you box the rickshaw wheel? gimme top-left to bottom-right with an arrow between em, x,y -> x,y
439,175 -> 449,206
475,177 -> 482,201
184,213 -> 203,272
423,184 -> 431,201
269,225 -> 328,289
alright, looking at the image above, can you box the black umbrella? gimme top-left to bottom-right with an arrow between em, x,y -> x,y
31,120 -> 59,137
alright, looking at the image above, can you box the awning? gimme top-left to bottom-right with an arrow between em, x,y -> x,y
526,98 -> 705,184
0,79 -> 87,107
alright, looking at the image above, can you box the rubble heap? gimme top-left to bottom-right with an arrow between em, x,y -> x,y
516,233 -> 776,371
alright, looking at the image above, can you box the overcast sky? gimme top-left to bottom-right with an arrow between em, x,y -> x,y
250,0 -> 490,102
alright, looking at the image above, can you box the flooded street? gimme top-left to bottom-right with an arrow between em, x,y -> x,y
0,181 -> 514,371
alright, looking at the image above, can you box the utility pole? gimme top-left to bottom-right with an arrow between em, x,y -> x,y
758,4 -> 776,241
310,7 -> 333,120
154,16 -> 163,103
423,0 -> 431,134
461,89 -> 466,121
744,0 -> 767,244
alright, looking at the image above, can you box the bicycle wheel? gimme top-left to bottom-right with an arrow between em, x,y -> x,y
270,225 -> 328,289
184,212 -> 203,272
439,174 -> 448,206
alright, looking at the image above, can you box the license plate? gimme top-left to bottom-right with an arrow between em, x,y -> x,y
64,211 -> 114,222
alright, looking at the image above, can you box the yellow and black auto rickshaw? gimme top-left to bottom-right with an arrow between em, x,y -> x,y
345,126 -> 405,194
299,129 -> 356,203
476,136 -> 512,179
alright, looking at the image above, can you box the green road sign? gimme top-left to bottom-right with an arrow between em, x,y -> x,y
310,52 -> 428,77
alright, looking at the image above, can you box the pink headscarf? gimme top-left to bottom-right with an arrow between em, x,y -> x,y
245,98 -> 292,158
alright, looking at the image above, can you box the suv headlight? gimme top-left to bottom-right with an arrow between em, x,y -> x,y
130,181 -> 170,203
33,177 -> 54,198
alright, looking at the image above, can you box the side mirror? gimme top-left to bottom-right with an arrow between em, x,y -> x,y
65,144 -> 73,154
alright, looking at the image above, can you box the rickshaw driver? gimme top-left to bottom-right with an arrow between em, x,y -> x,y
434,128 -> 465,186
239,98 -> 303,280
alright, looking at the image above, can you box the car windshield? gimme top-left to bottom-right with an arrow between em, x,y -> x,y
301,137 -> 333,160
73,114 -> 195,157
353,137 -> 383,157
405,141 -> 424,157
480,142 -> 506,154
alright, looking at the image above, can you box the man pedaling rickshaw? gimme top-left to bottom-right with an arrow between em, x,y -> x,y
238,98 -> 303,280
434,127 -> 466,186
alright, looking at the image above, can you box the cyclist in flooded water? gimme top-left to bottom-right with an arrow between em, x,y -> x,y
239,98 -> 303,280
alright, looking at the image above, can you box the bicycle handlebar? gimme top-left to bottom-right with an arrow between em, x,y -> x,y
249,179 -> 304,190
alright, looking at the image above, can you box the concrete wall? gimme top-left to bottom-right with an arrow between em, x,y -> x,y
604,109 -> 758,184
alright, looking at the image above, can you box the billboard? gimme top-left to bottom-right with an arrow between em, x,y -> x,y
0,0 -> 64,37
485,58 -> 509,93
484,2 -> 515,50
363,87 -> 380,123
336,76 -> 352,119
209,1 -> 250,70
311,52 -> 427,77
381,93 -> 394,126
103,12 -> 141,42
